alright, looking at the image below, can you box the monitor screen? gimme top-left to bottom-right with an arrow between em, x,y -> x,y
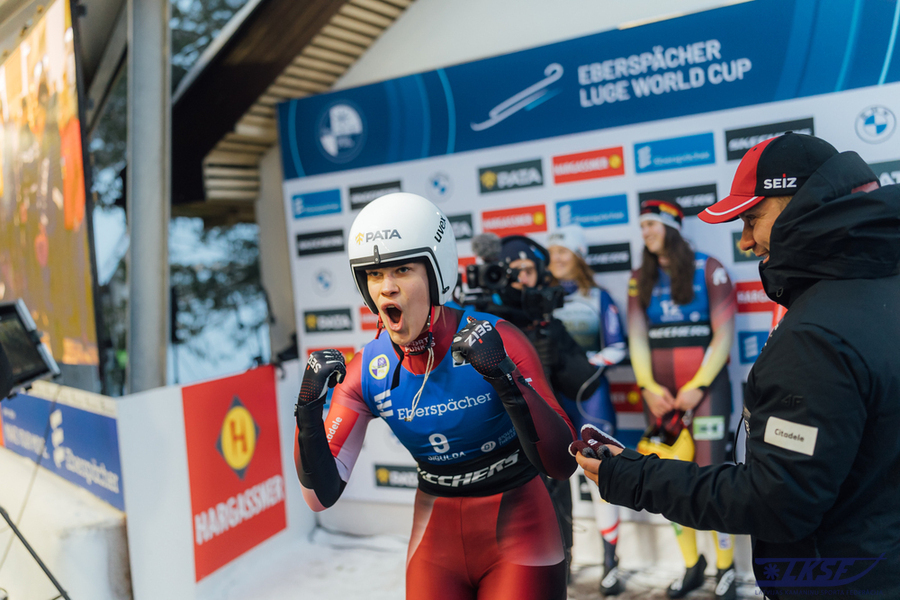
0,302 -> 52,384
0,0 -> 99,367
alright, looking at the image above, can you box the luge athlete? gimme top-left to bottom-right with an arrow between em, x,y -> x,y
293,193 -> 577,600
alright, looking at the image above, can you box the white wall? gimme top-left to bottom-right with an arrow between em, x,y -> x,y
336,0 -> 735,89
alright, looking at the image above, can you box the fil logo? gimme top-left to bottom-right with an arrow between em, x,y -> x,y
471,63 -> 563,131
216,396 -> 259,480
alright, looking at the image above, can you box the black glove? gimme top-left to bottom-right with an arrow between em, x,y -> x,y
451,317 -> 516,379
296,349 -> 346,411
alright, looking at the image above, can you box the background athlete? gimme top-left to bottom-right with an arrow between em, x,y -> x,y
293,193 -> 577,600
627,199 -> 737,600
547,224 -> 628,596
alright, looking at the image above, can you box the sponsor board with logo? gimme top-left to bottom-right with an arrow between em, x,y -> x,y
307,346 -> 356,364
638,184 -> 717,217
634,133 -> 715,173
304,308 -> 353,333
182,366 -> 286,581
374,464 -> 418,489
296,229 -> 345,256
586,243 -> 632,272
725,118 -> 814,161
478,159 -> 543,193
291,189 -> 342,219
0,384 -> 124,510
482,204 -> 548,235
856,106 -> 896,144
552,147 -> 625,184
348,181 -> 402,209
448,214 -> 474,240
279,1 -> 900,505
557,194 -> 628,228
735,281 -> 774,313
869,159 -> 900,187
359,306 -> 379,331
609,382 -> 643,413
738,331 -> 769,364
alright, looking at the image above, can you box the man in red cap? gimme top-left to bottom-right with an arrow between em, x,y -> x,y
573,132 -> 900,599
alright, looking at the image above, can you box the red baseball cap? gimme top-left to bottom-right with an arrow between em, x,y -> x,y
699,132 -> 838,224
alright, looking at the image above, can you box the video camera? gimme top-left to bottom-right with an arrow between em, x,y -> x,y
465,262 -> 520,291
0,299 -> 61,399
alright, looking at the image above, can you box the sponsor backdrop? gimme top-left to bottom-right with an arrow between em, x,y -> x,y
278,0 -> 900,503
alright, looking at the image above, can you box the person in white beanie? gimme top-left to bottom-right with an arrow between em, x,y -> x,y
547,224 -> 628,596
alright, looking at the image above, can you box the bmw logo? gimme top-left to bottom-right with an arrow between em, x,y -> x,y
855,106 -> 896,144
314,270 -> 333,296
427,173 -> 452,202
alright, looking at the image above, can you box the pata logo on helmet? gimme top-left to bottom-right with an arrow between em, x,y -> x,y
356,229 -> 402,244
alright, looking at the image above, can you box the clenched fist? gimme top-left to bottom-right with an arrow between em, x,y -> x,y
297,350 -> 346,409
451,317 -> 515,379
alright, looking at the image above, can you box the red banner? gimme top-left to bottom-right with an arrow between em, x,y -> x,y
735,280 -> 775,313
482,204 -> 548,236
552,147 -> 625,184
610,382 -> 644,413
182,366 -> 286,581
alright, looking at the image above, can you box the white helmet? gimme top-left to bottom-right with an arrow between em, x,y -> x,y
348,193 -> 457,313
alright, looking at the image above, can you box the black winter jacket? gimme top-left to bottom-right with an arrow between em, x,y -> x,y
596,151 -> 900,599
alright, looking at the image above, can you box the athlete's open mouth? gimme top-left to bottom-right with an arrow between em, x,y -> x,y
382,304 -> 403,330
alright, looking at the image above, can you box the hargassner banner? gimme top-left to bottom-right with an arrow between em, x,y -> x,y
278,0 -> 900,178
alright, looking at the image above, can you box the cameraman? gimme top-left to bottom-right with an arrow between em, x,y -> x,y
466,235 -> 603,580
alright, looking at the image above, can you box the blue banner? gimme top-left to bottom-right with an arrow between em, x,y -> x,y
278,0 -> 900,179
634,133 -> 716,173
1,393 -> 124,510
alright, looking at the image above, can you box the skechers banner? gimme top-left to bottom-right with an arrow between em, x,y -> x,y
735,281 -> 774,313
638,184 -> 717,217
295,229 -> 345,256
279,0 -> 900,178
482,205 -> 548,235
348,180 -> 402,209
478,160 -> 543,193
304,308 -> 353,332
448,214 -> 474,240
552,147 -> 624,183
634,133 -> 715,173
869,159 -> 900,186
291,188 -> 341,219
725,118 -> 814,161
1,386 -> 124,510
557,194 -> 628,228
586,243 -> 632,272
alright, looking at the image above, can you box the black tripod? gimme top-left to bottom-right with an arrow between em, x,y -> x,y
0,504 -> 71,600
